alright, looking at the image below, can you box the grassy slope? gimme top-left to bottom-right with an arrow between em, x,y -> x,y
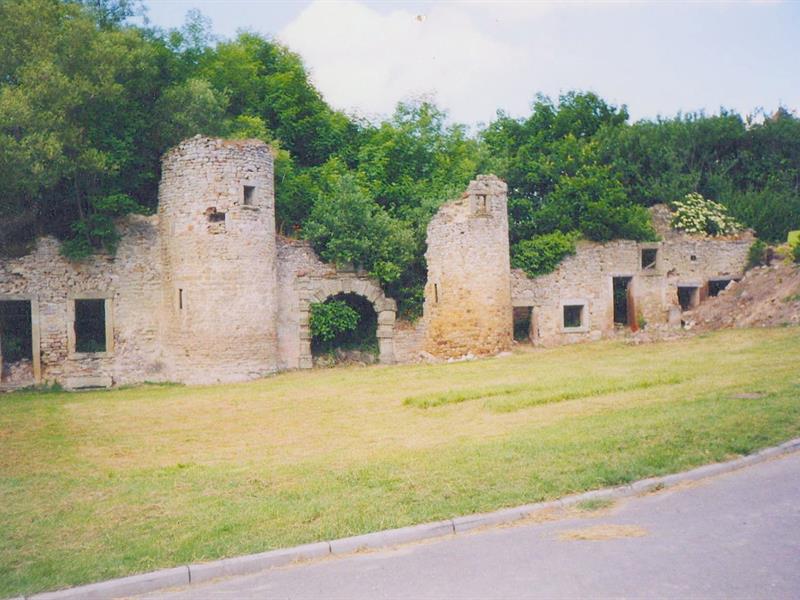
1,328 -> 799,596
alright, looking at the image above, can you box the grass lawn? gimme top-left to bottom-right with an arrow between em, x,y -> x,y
2,327 -> 800,597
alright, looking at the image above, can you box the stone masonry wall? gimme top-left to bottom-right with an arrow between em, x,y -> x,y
423,175 -> 512,358
511,206 -> 754,347
0,216 -> 164,388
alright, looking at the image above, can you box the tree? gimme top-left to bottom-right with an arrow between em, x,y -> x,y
302,175 -> 415,285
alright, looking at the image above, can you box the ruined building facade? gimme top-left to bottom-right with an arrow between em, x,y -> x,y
0,137 -> 753,388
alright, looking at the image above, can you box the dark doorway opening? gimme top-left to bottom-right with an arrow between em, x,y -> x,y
513,306 -> 533,342
613,277 -> 634,327
708,279 -> 734,297
1,300 -> 33,382
311,293 -> 378,364
677,286 -> 700,311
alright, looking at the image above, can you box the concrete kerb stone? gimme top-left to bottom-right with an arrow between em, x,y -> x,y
188,541 -> 330,585
329,520 -> 455,555
23,438 -> 800,599
28,566 -> 189,600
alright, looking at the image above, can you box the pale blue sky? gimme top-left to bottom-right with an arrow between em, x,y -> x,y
140,1 -> 800,125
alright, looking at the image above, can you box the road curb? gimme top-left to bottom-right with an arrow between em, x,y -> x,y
24,437 -> 800,599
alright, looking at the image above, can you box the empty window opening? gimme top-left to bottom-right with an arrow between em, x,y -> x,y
677,286 -> 700,311
0,301 -> 33,379
513,306 -> 533,342
178,288 -> 184,310
613,276 -> 634,328
433,283 -> 439,303
563,305 -> 584,329
690,254 -> 697,262
75,299 -> 106,353
207,210 -> 226,223
476,194 -> 488,212
641,248 -> 658,270
243,185 -> 255,206
708,279 -> 735,297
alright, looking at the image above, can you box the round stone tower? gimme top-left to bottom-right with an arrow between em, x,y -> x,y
158,136 -> 278,383
423,175 -> 513,358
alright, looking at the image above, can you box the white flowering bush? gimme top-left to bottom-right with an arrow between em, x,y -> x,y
670,193 -> 743,236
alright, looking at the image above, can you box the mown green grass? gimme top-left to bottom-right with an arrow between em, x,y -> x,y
1,328 -> 799,597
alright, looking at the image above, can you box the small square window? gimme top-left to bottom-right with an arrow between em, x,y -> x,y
243,185 -> 255,206
75,299 -> 106,353
563,305 -> 584,329
207,211 -> 225,223
641,248 -> 658,270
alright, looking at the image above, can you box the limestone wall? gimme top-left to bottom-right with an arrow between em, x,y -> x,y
276,237 -> 335,370
158,136 -> 278,384
423,175 -> 512,357
511,212 -> 754,346
0,216 -> 164,388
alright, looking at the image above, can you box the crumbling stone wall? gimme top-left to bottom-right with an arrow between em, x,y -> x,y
0,216 -> 164,388
511,206 -> 754,346
423,175 -> 512,358
276,237 -> 398,369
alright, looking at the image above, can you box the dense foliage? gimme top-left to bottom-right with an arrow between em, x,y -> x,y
309,299 -> 359,342
511,231 -> 578,278
2,0 -> 799,315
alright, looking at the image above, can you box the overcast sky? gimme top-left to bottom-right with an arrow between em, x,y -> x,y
141,0 -> 800,126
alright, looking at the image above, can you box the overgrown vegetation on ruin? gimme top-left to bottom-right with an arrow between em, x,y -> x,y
2,0 -> 800,315
1,328 -> 799,597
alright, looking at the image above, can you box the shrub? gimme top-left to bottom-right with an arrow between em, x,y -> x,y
747,240 -> 768,269
671,192 -> 743,236
309,300 -> 360,342
511,231 -> 578,277
792,243 -> 800,264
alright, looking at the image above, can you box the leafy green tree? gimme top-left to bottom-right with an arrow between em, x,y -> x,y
302,174 -> 415,285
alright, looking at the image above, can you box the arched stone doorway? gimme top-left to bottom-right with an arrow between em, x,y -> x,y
297,276 -> 396,368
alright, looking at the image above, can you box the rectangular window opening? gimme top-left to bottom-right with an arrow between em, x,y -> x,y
0,300 -> 33,367
513,306 -> 533,342
677,286 -> 700,311
75,299 -> 106,353
641,248 -> 658,270
207,211 -> 226,223
563,304 -> 584,329
243,185 -> 255,206
708,279 -> 734,297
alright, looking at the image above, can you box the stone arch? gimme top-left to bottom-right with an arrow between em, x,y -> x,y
297,275 -> 396,368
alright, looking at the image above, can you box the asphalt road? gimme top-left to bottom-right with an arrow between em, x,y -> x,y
143,451 -> 800,599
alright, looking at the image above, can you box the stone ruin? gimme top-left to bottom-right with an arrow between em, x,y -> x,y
0,136 -> 754,389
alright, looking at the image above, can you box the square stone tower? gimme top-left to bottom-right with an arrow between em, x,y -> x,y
423,175 -> 513,357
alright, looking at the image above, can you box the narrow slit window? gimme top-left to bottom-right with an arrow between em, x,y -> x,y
75,299 -> 106,353
434,283 -> 439,303
243,185 -> 255,206
178,288 -> 184,310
